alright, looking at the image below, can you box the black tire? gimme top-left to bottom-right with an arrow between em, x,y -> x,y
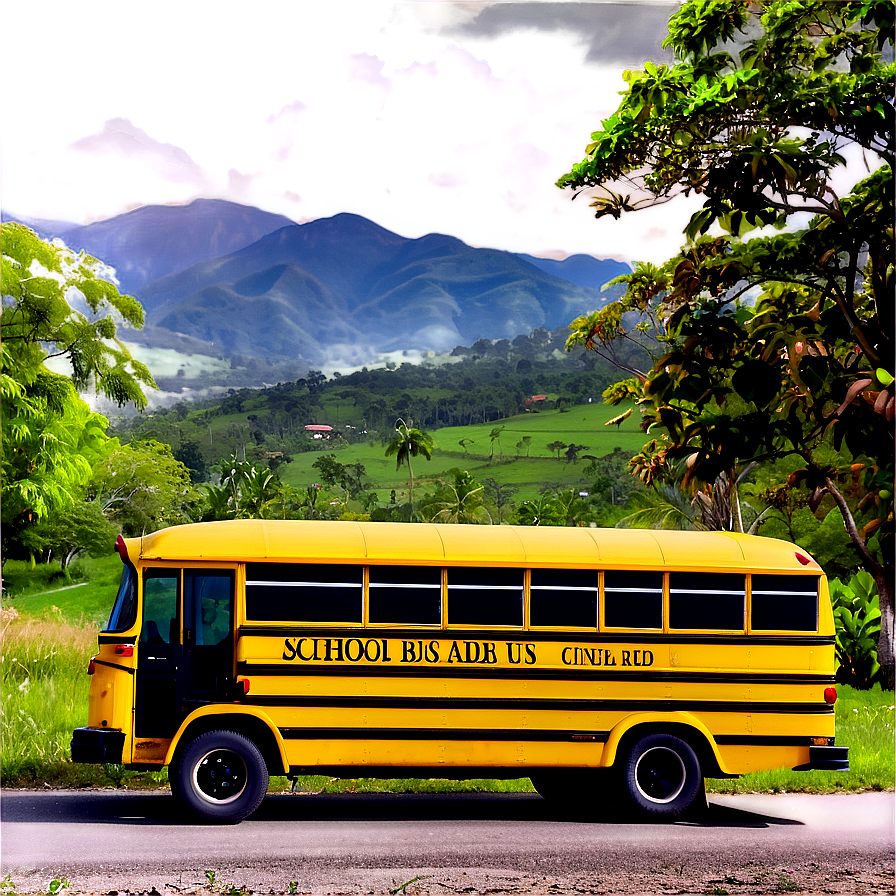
170,730 -> 268,823
617,733 -> 702,821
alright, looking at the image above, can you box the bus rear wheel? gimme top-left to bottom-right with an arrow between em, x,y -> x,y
618,733 -> 702,821
171,730 -> 268,823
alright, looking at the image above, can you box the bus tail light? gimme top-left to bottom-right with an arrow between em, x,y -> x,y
824,686 -> 837,704
87,658 -> 96,675
237,678 -> 250,695
114,534 -> 129,562
114,645 -> 134,657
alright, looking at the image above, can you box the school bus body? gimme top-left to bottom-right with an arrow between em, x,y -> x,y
72,520 -> 847,822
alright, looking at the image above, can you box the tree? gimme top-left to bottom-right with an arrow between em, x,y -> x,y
1,224 -> 155,551
559,1 -> 894,684
419,469 -> 492,524
384,419 -> 435,517
20,501 -> 117,569
547,440 -> 568,460
92,440 -> 198,535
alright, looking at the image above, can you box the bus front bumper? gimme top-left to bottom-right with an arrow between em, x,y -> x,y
794,744 -> 849,772
71,727 -> 125,765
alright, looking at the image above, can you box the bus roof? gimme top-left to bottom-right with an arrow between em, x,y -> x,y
124,520 -> 820,574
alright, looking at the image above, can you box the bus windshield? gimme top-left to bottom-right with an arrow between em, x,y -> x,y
105,562 -> 138,632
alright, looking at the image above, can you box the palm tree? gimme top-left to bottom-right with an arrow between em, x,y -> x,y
384,419 -> 435,517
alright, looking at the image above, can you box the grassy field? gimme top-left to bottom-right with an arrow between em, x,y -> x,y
2,557 -> 893,794
281,404 -> 646,503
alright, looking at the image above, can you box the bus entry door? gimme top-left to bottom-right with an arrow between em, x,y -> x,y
183,570 -> 235,706
136,571 -> 183,737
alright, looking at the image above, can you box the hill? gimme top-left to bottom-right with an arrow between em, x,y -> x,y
58,198 -> 296,295
139,213 -> 618,365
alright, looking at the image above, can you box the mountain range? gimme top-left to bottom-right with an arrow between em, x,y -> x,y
3,199 -> 630,368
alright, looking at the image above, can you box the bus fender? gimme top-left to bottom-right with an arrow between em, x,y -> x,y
164,705 -> 289,774
600,711 -> 731,776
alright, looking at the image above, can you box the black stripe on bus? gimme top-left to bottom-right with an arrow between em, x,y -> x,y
245,695 -> 833,715
97,635 -> 137,645
238,626 -> 833,646
278,727 -> 611,742
236,662 -> 834,686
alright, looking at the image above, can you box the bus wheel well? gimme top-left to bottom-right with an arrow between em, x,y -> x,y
173,715 -> 285,776
614,722 -> 723,779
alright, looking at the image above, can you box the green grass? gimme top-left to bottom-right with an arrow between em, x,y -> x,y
281,404 -> 645,503
2,554 -> 123,625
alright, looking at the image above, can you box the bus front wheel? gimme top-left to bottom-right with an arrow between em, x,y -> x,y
171,730 -> 268,823
618,733 -> 702,821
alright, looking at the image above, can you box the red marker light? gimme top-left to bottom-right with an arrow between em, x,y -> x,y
239,679 -> 250,695
115,534 -> 129,562
114,645 -> 134,657
87,658 -> 96,675
824,686 -> 837,705
795,552 -> 812,566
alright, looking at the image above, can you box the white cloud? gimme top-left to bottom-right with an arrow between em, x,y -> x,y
1,0 -> 693,262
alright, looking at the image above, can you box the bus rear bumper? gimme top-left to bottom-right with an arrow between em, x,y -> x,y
71,727 -> 125,765
793,745 -> 849,772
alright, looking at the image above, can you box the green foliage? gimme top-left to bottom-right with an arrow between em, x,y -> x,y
418,469 -> 492,524
560,0 -> 894,684
1,224 -> 155,558
19,501 -> 117,569
384,419 -> 435,515
91,439 -> 199,535
831,571 -> 882,689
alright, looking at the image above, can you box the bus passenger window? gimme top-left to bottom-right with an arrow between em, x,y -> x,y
530,569 -> 597,628
246,563 -> 363,623
141,574 -> 179,644
603,571 -> 663,629
751,575 -> 818,631
669,572 -> 745,630
447,567 -> 523,627
368,565 -> 441,625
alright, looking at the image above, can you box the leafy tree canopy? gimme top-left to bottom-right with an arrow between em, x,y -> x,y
1,224 -> 155,544
559,0 -> 894,683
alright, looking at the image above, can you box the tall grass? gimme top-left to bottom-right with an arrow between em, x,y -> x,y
2,611 -> 96,783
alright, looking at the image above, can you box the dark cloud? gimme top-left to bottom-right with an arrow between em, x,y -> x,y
445,2 -> 677,68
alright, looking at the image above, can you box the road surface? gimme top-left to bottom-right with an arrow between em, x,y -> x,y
1,790 -> 893,894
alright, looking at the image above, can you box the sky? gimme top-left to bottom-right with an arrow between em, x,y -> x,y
1,0 -> 700,263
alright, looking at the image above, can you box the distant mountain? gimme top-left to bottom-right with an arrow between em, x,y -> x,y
1,212 -> 78,242
514,252 -> 631,291
139,213 -> 616,364
55,199 -> 296,295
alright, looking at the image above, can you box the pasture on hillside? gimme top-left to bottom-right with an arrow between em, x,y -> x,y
280,404 -> 645,503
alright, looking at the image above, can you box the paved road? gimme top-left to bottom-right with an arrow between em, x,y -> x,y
1,790 -> 893,894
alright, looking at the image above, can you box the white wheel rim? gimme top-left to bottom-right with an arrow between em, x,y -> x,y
634,745 -> 686,804
192,748 -> 248,805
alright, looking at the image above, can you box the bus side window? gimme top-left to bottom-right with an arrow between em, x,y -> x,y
368,565 -> 441,625
669,572 -> 745,630
141,573 -> 179,644
447,567 -> 524,627
751,575 -> 818,631
603,571 -> 663,629
246,563 -> 363,623
530,568 -> 597,628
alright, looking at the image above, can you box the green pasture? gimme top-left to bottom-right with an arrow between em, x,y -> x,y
280,404 -> 646,502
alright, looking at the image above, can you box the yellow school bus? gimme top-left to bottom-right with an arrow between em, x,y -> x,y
71,519 -> 848,823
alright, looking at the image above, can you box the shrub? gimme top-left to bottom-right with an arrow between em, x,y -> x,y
830,571 -> 882,689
